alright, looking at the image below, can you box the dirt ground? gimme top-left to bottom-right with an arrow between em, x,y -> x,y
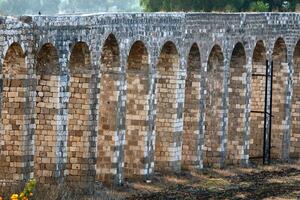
101,161 -> 300,200
2,161 -> 300,200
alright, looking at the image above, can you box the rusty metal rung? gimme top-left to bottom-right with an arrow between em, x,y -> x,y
251,110 -> 274,117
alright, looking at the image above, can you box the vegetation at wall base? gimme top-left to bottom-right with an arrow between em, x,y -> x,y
0,179 -> 36,200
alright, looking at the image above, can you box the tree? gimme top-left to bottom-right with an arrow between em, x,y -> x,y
141,0 -> 165,11
140,0 -> 296,12
263,0 -> 296,11
250,1 -> 270,12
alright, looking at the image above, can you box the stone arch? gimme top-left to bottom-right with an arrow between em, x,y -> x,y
227,42 -> 247,165
69,42 -> 91,72
100,33 -> 120,72
36,43 -> 60,75
271,37 -> 288,159
203,44 -> 224,167
2,42 -> 26,76
126,38 -> 151,62
37,37 -> 58,55
97,33 -> 120,182
35,43 -> 60,183
124,40 -> 149,178
67,41 -> 93,184
249,40 -> 267,163
154,41 -> 181,172
0,42 -> 27,180
182,43 -> 201,168
291,40 -> 300,159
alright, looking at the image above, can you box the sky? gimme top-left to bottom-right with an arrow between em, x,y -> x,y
0,0 -> 142,15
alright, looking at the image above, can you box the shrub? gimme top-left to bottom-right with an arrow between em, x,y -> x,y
0,179 -> 36,200
250,1 -> 270,12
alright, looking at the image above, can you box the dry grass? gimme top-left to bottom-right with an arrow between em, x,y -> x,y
1,162 -> 300,200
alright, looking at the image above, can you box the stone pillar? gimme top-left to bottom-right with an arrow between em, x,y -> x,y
242,57 -> 253,166
115,51 -> 126,185
197,60 -> 208,169
220,49 -> 230,168
174,59 -> 186,170
154,42 -> 185,172
282,54 -> 293,161
55,41 -> 69,183
86,62 -> 100,188
24,40 -> 36,181
145,67 -> 156,178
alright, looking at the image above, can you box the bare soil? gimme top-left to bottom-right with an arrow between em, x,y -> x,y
1,162 -> 300,200
119,162 -> 300,200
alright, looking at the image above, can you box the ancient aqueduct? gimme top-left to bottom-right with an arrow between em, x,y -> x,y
0,12 -> 300,186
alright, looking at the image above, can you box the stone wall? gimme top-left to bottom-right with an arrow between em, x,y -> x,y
227,42 -> 247,165
124,41 -> 149,178
35,43 -> 60,183
250,41 -> 266,160
182,43 -> 201,168
204,44 -> 225,167
0,13 -> 299,186
291,40 -> 300,159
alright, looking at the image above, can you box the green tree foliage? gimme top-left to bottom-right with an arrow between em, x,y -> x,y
250,1 -> 270,11
140,0 -> 297,12
0,0 -> 296,15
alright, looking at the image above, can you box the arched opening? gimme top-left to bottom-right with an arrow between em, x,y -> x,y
291,40 -> 300,159
227,42 -> 247,164
35,43 -> 60,183
124,41 -> 149,178
182,43 -> 201,168
67,42 -> 92,183
271,38 -> 288,159
97,34 -> 120,182
249,41 -> 266,163
154,41 -> 180,171
0,43 -> 27,180
204,44 -> 224,167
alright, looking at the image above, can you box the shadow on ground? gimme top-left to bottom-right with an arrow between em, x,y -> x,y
124,163 -> 300,200
1,163 -> 300,200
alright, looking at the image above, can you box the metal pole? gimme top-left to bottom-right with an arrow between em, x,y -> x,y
263,59 -> 269,164
268,61 -> 274,164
